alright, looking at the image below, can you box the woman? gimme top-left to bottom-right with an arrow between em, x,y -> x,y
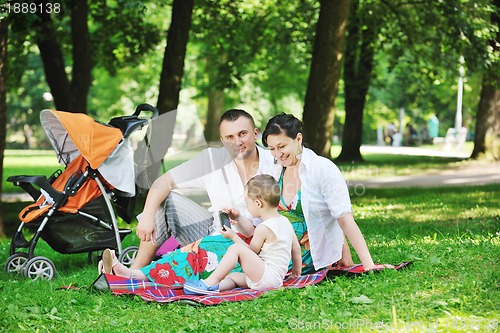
262,113 -> 381,272
100,114 -> 384,284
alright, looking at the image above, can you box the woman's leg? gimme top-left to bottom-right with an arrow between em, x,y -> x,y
203,243 -> 265,287
99,250 -> 150,281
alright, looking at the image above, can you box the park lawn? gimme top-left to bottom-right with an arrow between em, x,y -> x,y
0,184 -> 498,332
2,149 -> 201,194
2,148 -> 471,193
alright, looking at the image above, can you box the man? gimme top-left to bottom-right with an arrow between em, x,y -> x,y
131,109 -> 278,269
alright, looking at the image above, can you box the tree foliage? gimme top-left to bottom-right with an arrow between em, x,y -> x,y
337,0 -> 497,161
188,0 -> 318,137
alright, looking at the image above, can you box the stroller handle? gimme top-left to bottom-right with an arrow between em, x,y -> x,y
109,103 -> 159,138
133,103 -> 159,119
7,175 -> 66,204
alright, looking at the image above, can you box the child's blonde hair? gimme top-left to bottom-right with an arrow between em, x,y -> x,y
245,174 -> 280,207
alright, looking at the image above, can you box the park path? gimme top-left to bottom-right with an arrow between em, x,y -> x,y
2,145 -> 499,203
348,145 -> 500,188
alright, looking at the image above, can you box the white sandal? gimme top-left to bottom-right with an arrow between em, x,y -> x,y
102,249 -> 120,274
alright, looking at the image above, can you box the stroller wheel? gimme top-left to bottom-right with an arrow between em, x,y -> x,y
5,253 -> 29,275
23,256 -> 56,281
119,246 -> 138,268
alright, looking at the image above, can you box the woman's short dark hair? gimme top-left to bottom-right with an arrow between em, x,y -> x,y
219,109 -> 255,128
262,113 -> 303,147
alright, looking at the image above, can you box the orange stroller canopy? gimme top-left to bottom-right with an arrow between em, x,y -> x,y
40,110 -> 123,169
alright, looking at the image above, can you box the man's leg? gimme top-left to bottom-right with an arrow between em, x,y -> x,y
130,192 -> 213,269
130,203 -> 165,269
164,192 -> 213,246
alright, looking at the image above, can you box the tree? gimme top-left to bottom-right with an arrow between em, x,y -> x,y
302,0 -> 351,157
156,0 -> 194,115
471,0 -> 500,160
337,0 -> 494,160
337,0 -> 380,162
187,0 -> 318,140
34,8 -> 71,111
141,0 -> 194,186
0,16 -> 7,237
27,0 -> 163,114
33,0 -> 91,112
190,0 -> 280,140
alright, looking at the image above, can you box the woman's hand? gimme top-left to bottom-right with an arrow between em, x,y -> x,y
290,266 -> 302,278
364,263 -> 394,271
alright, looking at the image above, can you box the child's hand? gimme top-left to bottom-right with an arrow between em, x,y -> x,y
220,226 -> 236,240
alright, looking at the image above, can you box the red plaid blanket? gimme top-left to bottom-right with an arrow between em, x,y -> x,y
91,262 -> 411,305
327,261 -> 412,277
93,270 -> 328,305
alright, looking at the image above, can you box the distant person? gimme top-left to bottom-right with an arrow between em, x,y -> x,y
183,175 -> 302,295
387,122 -> 396,145
405,124 -> 418,146
420,125 -> 430,144
428,114 -> 439,140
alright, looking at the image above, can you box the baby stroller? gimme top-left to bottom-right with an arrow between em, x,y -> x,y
4,104 -> 158,280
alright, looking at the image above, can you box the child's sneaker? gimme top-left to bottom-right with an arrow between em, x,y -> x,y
184,279 -> 220,295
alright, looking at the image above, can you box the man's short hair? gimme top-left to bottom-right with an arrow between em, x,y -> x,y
219,109 -> 256,128
245,174 -> 280,207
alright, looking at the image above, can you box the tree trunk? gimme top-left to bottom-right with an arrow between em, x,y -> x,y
156,0 -> 194,115
204,89 -> 225,143
471,2 -> 500,160
144,0 -> 194,185
337,0 -> 379,162
69,0 -> 91,113
0,18 -> 8,238
471,78 -> 500,160
302,0 -> 351,157
35,11 -> 71,111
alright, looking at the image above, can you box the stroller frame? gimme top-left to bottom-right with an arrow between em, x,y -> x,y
5,104 -> 159,280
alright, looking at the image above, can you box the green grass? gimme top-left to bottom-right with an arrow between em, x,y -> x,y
2,148 -> 469,193
1,149 -> 498,332
337,154 -> 468,180
1,184 -> 499,332
2,150 -> 61,193
2,149 -> 201,194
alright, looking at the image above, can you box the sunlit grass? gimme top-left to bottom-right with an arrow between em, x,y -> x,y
2,147 -> 474,193
2,149 -> 201,193
1,150 -> 498,332
0,184 -> 498,332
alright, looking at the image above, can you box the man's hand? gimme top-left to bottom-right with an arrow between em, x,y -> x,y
136,216 -> 156,243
